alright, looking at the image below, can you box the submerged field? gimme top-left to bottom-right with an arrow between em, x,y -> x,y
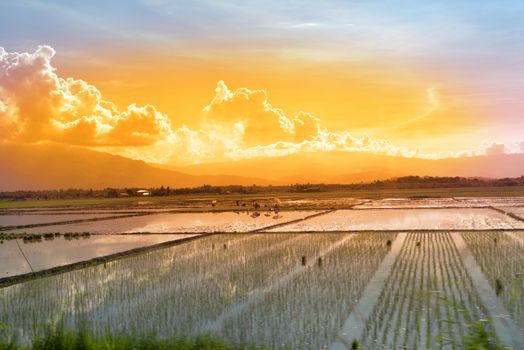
1,196 -> 524,349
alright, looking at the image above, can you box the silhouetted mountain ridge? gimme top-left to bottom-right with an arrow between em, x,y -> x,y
1,144 -> 523,190
0,143 -> 268,190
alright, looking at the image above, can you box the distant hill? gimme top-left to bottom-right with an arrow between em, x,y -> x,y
0,143 -> 268,190
173,151 -> 524,183
1,144 -> 523,190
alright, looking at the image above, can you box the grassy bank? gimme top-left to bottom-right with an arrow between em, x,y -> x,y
0,320 -> 505,350
0,325 -> 279,350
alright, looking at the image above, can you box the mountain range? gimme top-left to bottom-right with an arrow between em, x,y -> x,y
1,143 -> 523,190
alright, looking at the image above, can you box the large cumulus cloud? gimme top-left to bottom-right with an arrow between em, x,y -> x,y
198,80 -> 416,161
1,45 -> 433,165
202,81 -> 323,146
0,45 -> 173,146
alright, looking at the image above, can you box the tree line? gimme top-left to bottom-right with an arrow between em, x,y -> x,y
1,175 -> 523,201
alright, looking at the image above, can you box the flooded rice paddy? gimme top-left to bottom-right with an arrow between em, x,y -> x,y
354,196 -> 524,209
498,206 -> 524,220
3,210 -> 319,234
0,234 -> 197,277
0,213 -> 129,228
1,197 -> 524,349
267,208 -> 524,231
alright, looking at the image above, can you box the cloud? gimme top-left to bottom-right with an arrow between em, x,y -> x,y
392,85 -> 445,136
2,45 -> 459,166
99,79 -> 422,166
0,45 -> 173,146
202,80 -> 296,146
484,142 -> 506,156
225,130 -> 418,161
201,81 -> 348,146
453,140 -> 524,158
195,80 -> 421,163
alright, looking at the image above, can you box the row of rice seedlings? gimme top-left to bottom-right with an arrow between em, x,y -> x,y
360,232 -> 490,349
0,232 -> 90,244
0,233 -> 344,343
461,231 -> 524,331
219,232 -> 397,349
1,234 -> 261,339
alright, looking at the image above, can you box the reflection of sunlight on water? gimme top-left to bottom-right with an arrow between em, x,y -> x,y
270,208 -> 524,231
0,241 -> 32,276
0,235 -> 197,275
4,211 -> 318,234
500,207 -> 524,220
283,198 -> 362,206
120,211 -> 316,233
355,197 -> 524,209
0,213 -> 125,227
3,233 -> 364,346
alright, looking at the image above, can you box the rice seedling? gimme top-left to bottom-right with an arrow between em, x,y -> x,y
462,231 -> 524,331
359,232 -> 491,349
219,233 -> 397,349
2,226 -> 523,349
0,233 -> 348,345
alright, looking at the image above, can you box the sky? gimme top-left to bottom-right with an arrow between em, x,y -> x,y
1,0 -> 523,166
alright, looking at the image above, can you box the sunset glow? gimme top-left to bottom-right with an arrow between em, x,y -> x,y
3,3 -> 524,348
1,0 -> 523,174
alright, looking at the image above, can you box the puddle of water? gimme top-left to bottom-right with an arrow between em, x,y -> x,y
0,234 -> 197,276
268,208 -> 524,231
0,214 -> 128,228
3,211 -> 319,234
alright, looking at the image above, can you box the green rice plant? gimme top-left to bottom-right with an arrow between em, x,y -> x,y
1,321 -> 283,350
219,232 -> 397,348
1,233 -> 367,349
462,231 -> 524,331
463,320 -> 505,350
436,297 -> 501,349
361,232 -> 490,349
495,278 -> 504,297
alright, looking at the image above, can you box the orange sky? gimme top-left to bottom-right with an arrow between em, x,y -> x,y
1,1 -> 523,168
51,52 -> 489,161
